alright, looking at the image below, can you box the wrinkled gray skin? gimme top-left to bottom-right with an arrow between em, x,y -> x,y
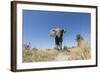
50,28 -> 65,50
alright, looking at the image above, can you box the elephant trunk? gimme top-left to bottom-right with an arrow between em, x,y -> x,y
55,35 -> 63,50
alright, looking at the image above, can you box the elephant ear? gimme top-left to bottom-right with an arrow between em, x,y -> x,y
49,29 -> 56,37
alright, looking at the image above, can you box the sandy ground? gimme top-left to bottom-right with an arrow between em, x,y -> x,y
54,52 -> 69,60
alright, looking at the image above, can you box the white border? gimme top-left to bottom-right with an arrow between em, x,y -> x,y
17,3 -> 96,69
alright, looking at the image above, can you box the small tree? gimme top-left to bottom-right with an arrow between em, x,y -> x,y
76,34 -> 84,46
24,42 -> 31,50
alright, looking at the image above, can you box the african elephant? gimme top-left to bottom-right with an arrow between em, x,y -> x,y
50,28 -> 65,50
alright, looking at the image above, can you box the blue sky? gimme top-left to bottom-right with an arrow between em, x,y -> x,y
23,10 -> 91,49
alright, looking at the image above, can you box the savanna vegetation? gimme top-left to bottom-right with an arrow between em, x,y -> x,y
23,34 -> 91,62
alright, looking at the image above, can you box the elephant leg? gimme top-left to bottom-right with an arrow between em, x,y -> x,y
59,42 -> 62,51
55,44 -> 59,50
55,37 -> 60,50
56,42 -> 62,51
57,45 -> 60,50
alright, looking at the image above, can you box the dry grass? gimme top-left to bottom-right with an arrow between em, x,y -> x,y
64,47 -> 91,60
64,40 -> 91,60
23,40 -> 91,62
23,49 -> 59,62
23,47 -> 90,62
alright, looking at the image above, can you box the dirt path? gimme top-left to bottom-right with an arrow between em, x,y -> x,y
54,52 -> 69,61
